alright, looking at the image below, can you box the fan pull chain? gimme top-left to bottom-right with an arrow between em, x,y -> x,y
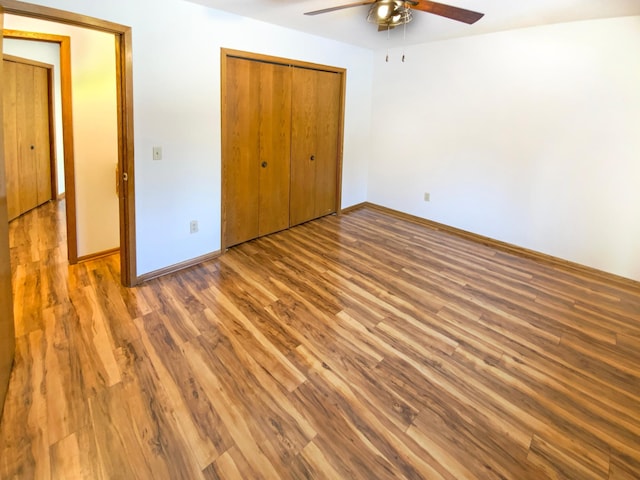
386,25 -> 390,62
402,5 -> 407,62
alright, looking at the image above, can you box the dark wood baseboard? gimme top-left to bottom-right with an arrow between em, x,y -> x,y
357,202 -> 639,290
340,202 -> 367,214
77,247 -> 119,263
137,250 -> 221,284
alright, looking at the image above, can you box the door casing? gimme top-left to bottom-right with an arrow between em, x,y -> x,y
0,0 -> 137,287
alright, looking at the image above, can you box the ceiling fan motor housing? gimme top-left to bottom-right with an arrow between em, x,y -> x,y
367,0 -> 414,27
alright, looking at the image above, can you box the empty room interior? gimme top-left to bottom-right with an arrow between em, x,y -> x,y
0,0 -> 639,478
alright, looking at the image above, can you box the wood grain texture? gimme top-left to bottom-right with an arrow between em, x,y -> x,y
1,200 -> 639,479
0,15 -> 17,419
223,57 -> 292,247
290,67 -> 341,226
2,57 -> 52,219
221,49 -> 344,249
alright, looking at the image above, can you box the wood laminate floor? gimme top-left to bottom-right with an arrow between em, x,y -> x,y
0,200 -> 639,479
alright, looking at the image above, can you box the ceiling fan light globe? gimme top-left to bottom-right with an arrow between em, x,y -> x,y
376,4 -> 391,19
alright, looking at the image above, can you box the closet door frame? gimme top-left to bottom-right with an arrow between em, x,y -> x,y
220,48 -> 346,250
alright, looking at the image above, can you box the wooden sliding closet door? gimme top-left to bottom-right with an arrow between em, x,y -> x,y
290,67 -> 341,226
2,57 -> 52,221
224,57 -> 291,247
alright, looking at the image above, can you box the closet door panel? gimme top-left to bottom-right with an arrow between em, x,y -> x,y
2,60 -> 20,221
224,57 -> 261,247
258,62 -> 291,237
33,65 -> 52,205
16,62 -> 39,214
290,67 -> 318,226
313,70 -> 341,218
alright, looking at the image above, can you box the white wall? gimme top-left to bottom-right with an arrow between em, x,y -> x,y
2,39 -> 65,195
4,16 -> 120,258
15,2 -> 635,283
369,16 -> 640,282
8,0 -> 374,276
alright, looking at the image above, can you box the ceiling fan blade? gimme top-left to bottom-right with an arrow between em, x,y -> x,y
413,1 -> 484,24
304,1 -> 376,16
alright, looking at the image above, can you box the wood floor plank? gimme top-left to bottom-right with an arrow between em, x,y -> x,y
1,200 -> 639,479
134,313 -> 233,469
205,448 -> 245,480
42,303 -> 88,447
0,336 -> 39,478
527,434 -> 608,480
182,339 -> 283,480
49,432 -> 87,480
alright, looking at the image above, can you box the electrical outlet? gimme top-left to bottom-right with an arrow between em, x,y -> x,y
424,192 -> 430,202
152,146 -> 162,161
190,220 -> 198,234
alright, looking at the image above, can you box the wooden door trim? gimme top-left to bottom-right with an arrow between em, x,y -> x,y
220,48 -> 346,250
0,1 -> 137,286
222,48 -> 347,75
0,7 -> 16,417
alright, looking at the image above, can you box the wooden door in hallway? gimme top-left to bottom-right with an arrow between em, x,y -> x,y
290,67 -> 341,227
223,57 -> 292,247
2,55 -> 53,221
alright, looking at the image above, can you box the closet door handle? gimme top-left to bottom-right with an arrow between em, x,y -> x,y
310,155 -> 315,161
261,161 -> 268,168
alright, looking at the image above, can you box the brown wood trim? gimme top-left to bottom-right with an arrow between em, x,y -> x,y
0,0 -> 127,34
137,251 -> 222,284
340,202 -> 367,214
219,48 -> 229,250
221,48 -> 347,74
0,7 -> 17,418
46,61 -> 56,200
76,247 -> 119,263
3,29 -> 78,263
335,69 -> 346,215
361,202 -> 640,289
2,28 -> 66,43
220,48 -> 346,250
115,27 -> 137,286
1,2 -> 137,287
3,52 -> 48,67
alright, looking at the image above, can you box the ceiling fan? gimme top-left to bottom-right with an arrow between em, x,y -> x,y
304,0 -> 484,31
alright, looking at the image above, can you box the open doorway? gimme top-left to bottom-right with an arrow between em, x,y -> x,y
0,1 -> 136,287
0,0 -> 137,420
3,31 -> 75,256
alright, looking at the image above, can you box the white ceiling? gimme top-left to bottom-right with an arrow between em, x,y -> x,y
183,0 -> 640,50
